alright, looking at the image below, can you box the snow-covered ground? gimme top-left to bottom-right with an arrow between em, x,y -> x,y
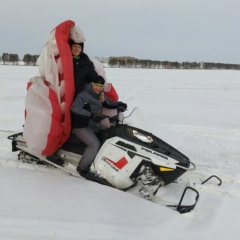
0,65 -> 240,239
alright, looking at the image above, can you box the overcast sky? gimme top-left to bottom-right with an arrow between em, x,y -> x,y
1,0 -> 240,63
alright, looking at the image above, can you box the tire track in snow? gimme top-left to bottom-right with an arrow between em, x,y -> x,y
173,125 -> 240,140
166,124 -> 240,180
0,95 -> 25,102
119,80 -> 148,102
0,129 -> 17,134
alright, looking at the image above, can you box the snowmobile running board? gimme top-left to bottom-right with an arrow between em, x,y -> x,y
15,145 -> 83,179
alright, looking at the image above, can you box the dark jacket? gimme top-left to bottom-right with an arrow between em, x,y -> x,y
73,52 -> 99,96
71,83 -> 119,129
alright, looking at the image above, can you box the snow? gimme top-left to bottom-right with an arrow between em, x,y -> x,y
0,65 -> 240,239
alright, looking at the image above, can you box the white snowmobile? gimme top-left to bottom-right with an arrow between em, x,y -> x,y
9,108 -> 219,213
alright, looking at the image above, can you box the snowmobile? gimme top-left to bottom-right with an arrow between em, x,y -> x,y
8,108 -> 203,213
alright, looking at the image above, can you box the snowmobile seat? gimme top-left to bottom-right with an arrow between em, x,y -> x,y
61,133 -> 87,155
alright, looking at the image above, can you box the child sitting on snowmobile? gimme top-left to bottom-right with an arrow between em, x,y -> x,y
71,75 -> 127,177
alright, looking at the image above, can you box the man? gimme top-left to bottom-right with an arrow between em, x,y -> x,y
69,40 -> 99,96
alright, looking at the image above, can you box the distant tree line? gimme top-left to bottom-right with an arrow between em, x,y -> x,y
1,53 -> 19,65
108,57 -> 240,70
1,53 -> 39,65
1,52 -> 240,70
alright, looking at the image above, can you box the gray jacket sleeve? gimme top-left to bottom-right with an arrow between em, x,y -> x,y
71,90 -> 92,118
102,94 -> 119,109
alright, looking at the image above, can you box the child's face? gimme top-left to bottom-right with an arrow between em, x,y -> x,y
92,83 -> 104,94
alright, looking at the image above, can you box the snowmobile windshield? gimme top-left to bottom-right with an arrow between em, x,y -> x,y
122,108 -> 151,133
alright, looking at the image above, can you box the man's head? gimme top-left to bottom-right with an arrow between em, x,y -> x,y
69,39 -> 84,56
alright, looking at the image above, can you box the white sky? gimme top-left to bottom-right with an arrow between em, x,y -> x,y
1,0 -> 240,63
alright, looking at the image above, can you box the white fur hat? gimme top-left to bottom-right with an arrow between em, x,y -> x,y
69,26 -> 86,43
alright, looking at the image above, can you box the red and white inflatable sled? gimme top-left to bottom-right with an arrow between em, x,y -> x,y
23,20 -> 118,156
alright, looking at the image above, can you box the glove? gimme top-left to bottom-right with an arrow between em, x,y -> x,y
117,101 -> 127,112
90,114 -> 107,123
109,115 -> 119,124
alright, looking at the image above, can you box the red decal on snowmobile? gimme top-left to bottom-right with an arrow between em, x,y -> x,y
105,157 -> 128,169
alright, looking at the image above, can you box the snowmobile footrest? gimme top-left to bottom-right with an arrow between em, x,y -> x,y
46,154 -> 64,166
86,171 -> 113,187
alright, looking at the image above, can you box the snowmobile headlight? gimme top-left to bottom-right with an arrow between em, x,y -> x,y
133,130 -> 153,143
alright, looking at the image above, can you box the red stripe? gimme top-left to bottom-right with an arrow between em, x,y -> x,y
105,157 -> 128,169
104,83 -> 119,101
42,20 -> 75,155
42,88 -> 63,155
55,20 -> 75,139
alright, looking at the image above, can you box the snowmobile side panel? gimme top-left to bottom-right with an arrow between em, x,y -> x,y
98,124 -> 190,168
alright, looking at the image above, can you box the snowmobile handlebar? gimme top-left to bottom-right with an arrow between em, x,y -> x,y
108,115 -> 120,125
105,107 -> 127,126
